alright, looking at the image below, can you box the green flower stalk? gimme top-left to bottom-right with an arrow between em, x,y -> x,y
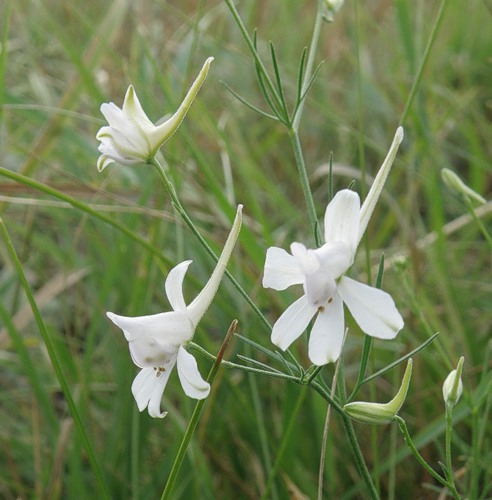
344,359 -> 413,424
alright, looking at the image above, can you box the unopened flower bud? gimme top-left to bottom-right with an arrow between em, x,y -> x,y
324,0 -> 345,21
441,169 -> 486,205
442,357 -> 464,408
344,359 -> 413,424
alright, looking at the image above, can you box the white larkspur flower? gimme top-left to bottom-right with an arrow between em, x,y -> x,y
107,205 -> 242,418
96,57 -> 214,172
263,128 -> 404,365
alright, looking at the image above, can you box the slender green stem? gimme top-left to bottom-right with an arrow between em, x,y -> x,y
337,361 -> 380,500
395,416 -> 460,498
445,407 -> 458,496
150,158 -> 272,332
341,414 -> 380,500
464,197 -> 492,250
0,166 -> 170,268
161,320 -> 238,500
0,302 -> 59,434
399,0 -> 449,125
318,340 -> 344,500
0,217 -> 111,500
292,0 -> 324,131
261,386 -> 309,499
189,343 -> 344,413
288,129 -> 321,245
223,0 -> 284,115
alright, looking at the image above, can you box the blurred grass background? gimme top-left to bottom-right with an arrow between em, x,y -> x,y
0,0 -> 491,498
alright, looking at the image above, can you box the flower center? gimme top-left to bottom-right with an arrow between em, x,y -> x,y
153,366 -> 166,378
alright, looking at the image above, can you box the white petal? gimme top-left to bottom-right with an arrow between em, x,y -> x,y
132,363 -> 175,418
187,205 -> 242,324
262,246 -> 304,291
303,269 -> 337,307
324,190 -> 360,257
271,295 -> 317,351
128,337 -> 178,369
122,85 -> 155,130
358,127 -> 404,245
176,346 -> 210,399
290,242 -> 320,275
308,293 -> 345,365
107,310 -> 193,343
165,260 -> 192,312
338,276 -> 404,339
107,310 -> 194,367
314,241 -> 352,279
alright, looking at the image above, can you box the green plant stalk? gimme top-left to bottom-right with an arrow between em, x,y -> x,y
337,361 -> 380,500
395,416 -> 460,499
189,342 -> 344,413
0,302 -> 59,434
288,129 -> 321,245
150,158 -> 272,331
354,0 -> 372,287
292,0 -> 324,131
223,0 -> 284,115
341,413 -> 380,500
445,407 -> 458,496
0,217 -> 111,500
261,386 -> 309,500
399,0 -> 449,125
161,320 -> 237,500
0,166 -> 170,268
464,197 -> 492,250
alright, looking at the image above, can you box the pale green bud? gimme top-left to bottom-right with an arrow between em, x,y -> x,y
344,359 -> 413,425
442,357 -> 464,407
323,0 -> 345,21
441,169 -> 486,205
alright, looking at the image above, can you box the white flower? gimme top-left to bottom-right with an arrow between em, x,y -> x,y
263,128 -> 404,365
96,57 -> 214,172
107,205 -> 242,418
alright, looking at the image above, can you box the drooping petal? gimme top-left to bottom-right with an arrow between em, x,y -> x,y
308,293 -> 345,365
262,246 -> 304,291
358,127 -> 404,245
176,346 -> 210,399
148,57 -> 214,151
271,295 -> 317,351
165,260 -> 192,312
187,205 -> 242,325
338,276 -> 403,339
324,189 -> 360,258
132,363 -> 175,418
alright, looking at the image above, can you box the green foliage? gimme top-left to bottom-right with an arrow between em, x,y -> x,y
1,0 -> 491,498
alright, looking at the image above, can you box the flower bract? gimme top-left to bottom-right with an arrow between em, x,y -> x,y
107,205 -> 242,417
96,57 -> 213,172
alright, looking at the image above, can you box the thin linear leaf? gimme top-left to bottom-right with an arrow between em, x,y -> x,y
362,333 -> 440,386
221,81 -> 280,121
